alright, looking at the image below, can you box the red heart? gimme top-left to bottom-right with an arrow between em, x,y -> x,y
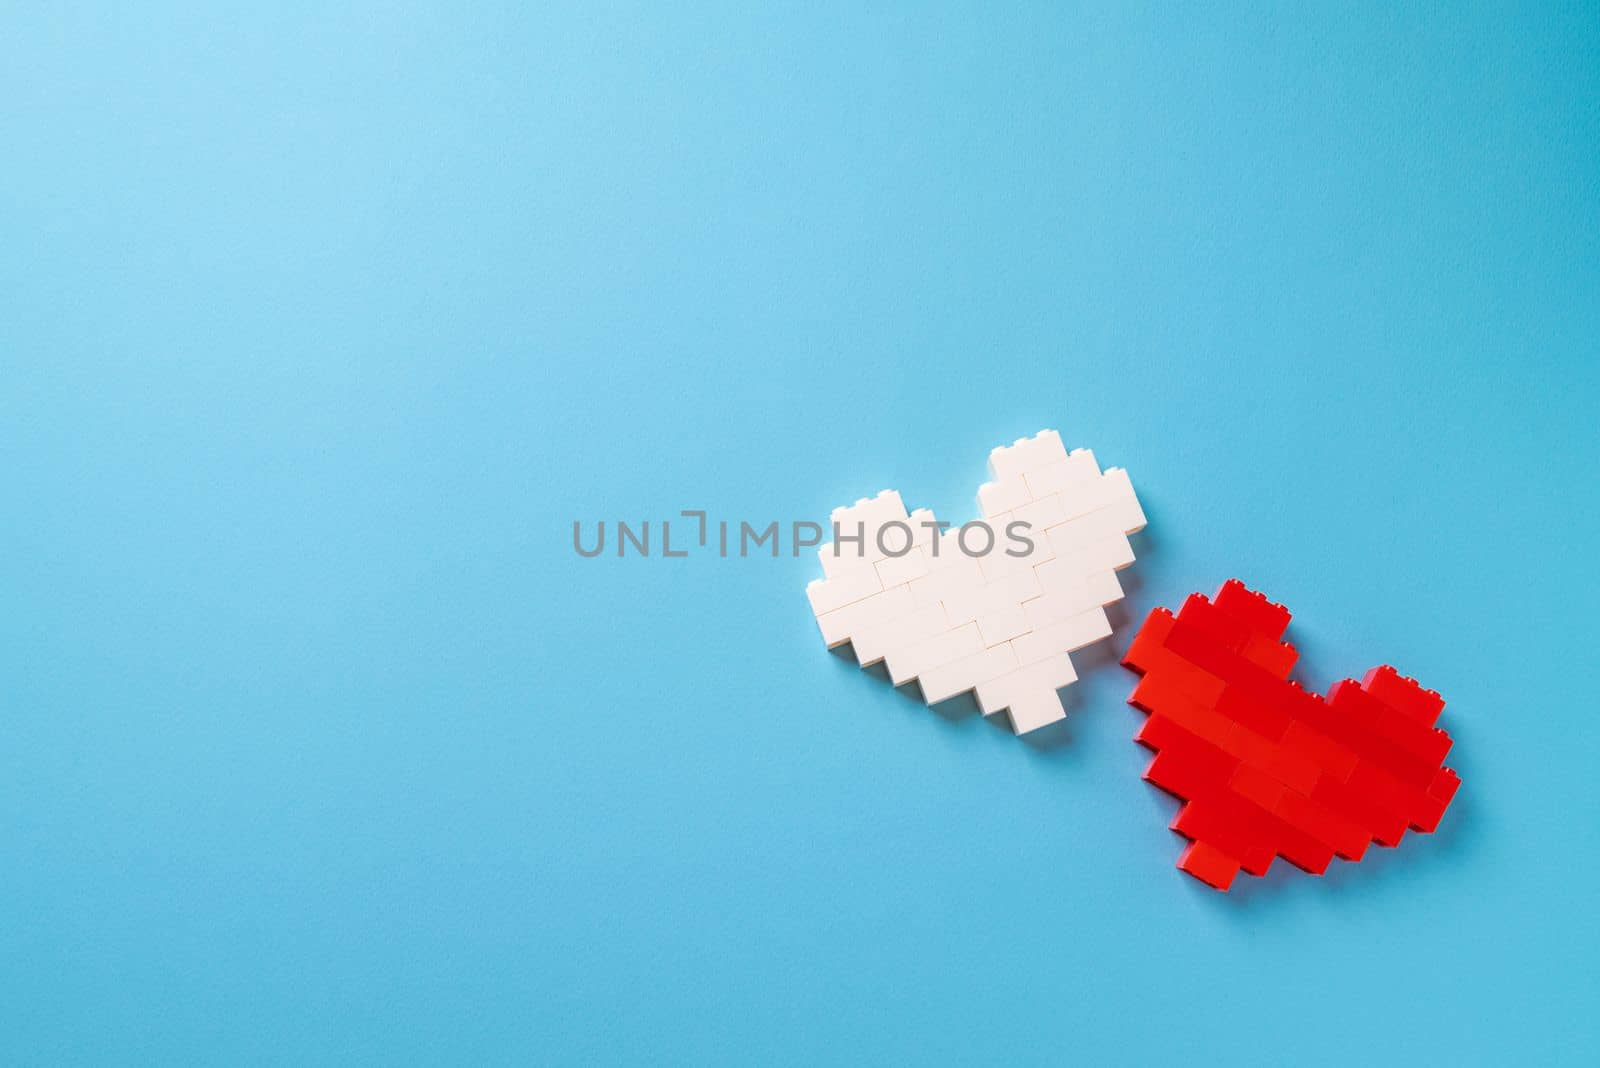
1121,580 -> 1460,891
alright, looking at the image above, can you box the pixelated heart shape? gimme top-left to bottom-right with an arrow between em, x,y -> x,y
806,430 -> 1145,733
1121,580 -> 1461,890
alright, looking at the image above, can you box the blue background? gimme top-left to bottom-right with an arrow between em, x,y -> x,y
3,3 -> 1597,1064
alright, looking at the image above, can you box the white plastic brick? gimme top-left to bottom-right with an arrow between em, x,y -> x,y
905,508 -> 940,548
1009,492 -> 1068,533
976,535 -> 1054,582
942,568 -> 1042,627
922,528 -> 968,568
1035,535 -> 1135,592
1011,607 -> 1112,666
976,606 -> 1030,647
1043,499 -> 1129,550
831,488 -> 907,531
918,643 -> 1019,705
976,653 -> 1077,717
908,556 -> 985,610
1023,449 -> 1101,499
1098,468 -> 1147,531
806,428 -> 1144,735
989,429 -> 1069,482
977,476 -> 1032,518
886,622 -> 983,687
851,603 -> 950,667
1055,467 -> 1146,528
805,565 -> 884,617
814,585 -> 914,648
1023,570 -> 1123,630
874,547 -> 932,589
1006,691 -> 1071,733
817,489 -> 910,577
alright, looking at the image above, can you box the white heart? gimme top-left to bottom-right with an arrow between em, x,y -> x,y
806,430 -> 1145,733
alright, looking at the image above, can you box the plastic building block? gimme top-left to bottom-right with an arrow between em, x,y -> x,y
806,430 -> 1145,733
1121,580 -> 1461,891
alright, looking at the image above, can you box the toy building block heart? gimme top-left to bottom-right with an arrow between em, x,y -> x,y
1121,580 -> 1461,891
806,430 -> 1146,734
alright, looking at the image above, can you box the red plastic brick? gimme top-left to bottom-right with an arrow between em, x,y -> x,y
1211,580 -> 1292,641
1121,579 -> 1461,892
1178,840 -> 1242,891
1362,665 -> 1445,727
